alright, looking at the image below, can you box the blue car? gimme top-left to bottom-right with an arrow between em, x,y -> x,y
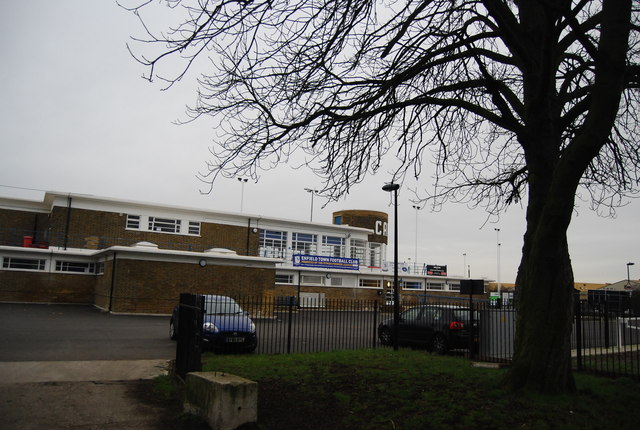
170,295 -> 257,353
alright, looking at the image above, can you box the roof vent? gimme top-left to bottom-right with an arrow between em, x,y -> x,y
132,241 -> 159,249
204,247 -> 237,255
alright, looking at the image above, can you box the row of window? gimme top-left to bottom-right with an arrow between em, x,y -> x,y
3,256 -> 460,289
126,215 -> 201,235
275,273 -> 458,291
260,230 -> 382,265
2,257 -> 104,274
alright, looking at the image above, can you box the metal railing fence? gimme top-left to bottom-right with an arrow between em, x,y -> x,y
234,296 -> 639,379
573,299 -> 640,378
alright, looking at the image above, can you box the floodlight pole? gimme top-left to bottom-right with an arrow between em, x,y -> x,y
627,262 -> 635,287
383,182 -> 400,351
304,188 -> 317,222
237,177 -> 248,212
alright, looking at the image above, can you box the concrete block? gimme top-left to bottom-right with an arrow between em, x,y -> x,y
184,372 -> 258,430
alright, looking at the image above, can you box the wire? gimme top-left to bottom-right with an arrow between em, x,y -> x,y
0,184 -> 47,192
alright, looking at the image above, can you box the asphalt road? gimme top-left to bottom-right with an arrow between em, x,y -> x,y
0,303 -> 175,361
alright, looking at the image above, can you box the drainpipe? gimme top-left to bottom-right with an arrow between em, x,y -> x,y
246,218 -> 251,256
63,194 -> 72,250
108,252 -> 117,312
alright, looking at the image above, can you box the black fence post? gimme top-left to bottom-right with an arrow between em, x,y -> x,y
469,301 -> 476,360
175,293 -> 204,380
604,300 -> 610,349
372,300 -> 379,349
286,295 -> 294,354
575,295 -> 583,371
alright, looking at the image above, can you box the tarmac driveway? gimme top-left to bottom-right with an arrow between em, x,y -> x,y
0,303 -> 175,362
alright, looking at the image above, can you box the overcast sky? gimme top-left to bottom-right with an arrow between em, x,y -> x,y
1,1 -> 638,284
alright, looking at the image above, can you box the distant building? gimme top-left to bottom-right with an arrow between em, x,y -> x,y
1,192 -> 477,313
599,279 -> 640,292
488,282 -> 609,299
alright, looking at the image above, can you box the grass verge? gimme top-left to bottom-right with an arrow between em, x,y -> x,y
200,348 -> 640,430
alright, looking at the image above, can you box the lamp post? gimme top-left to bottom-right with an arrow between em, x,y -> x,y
627,262 -> 635,287
495,228 -> 501,297
304,188 -> 318,222
412,205 -> 421,273
237,177 -> 248,212
382,182 -> 400,351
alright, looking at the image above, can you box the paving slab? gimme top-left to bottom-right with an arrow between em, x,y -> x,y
0,359 -> 170,384
0,360 -> 181,430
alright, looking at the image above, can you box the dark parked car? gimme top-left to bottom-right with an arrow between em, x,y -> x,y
170,295 -> 257,353
378,305 -> 477,354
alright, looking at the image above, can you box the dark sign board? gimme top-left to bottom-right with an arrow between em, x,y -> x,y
460,279 -> 485,295
426,264 -> 447,276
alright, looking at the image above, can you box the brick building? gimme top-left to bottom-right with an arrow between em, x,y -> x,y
1,192 -> 471,314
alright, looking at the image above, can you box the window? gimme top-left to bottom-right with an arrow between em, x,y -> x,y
322,235 -> 345,257
2,257 -> 45,271
426,282 -> 444,290
148,217 -> 181,233
127,214 -> 199,236
449,283 -> 460,291
275,273 -> 294,284
334,215 -> 342,225
188,221 -> 201,235
260,230 -> 287,258
402,280 -> 422,290
359,278 -> 382,288
301,275 -> 325,285
126,215 -> 140,229
55,261 -> 99,274
329,277 -> 343,286
292,233 -> 317,255
350,239 -> 366,262
368,243 -> 382,267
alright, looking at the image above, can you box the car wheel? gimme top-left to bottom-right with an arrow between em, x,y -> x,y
430,333 -> 448,354
378,327 -> 392,346
169,320 -> 177,340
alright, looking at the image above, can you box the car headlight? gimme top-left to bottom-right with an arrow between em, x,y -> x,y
249,321 -> 256,333
203,322 -> 219,333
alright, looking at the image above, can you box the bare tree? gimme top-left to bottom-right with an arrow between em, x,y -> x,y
124,0 -> 640,393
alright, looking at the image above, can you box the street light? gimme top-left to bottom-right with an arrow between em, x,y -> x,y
382,182 -> 400,351
304,188 -> 318,222
495,228 -> 501,297
627,262 -> 635,287
237,178 -> 248,212
412,205 -> 421,273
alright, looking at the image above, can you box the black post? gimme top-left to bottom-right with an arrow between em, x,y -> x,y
468,295 -> 475,360
382,183 -> 401,351
286,295 -> 294,353
575,294 -> 583,371
373,300 -> 379,349
175,293 -> 204,380
604,300 -> 610,349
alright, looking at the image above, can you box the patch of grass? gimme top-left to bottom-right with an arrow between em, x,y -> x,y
202,348 -> 640,430
152,374 -> 178,402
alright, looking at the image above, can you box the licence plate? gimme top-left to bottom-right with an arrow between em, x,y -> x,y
225,337 -> 245,343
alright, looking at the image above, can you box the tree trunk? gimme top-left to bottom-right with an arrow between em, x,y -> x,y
505,188 -> 578,393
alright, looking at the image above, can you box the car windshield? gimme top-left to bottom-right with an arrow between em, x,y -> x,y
205,301 -> 243,315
